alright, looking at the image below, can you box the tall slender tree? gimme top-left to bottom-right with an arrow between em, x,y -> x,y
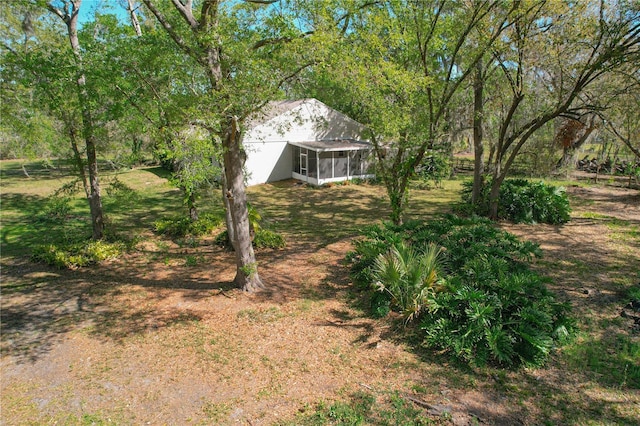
42,0 -> 105,239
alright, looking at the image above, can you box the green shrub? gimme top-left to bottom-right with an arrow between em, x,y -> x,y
346,215 -> 574,367
154,212 -> 222,238
253,229 -> 286,249
418,153 -> 452,187
214,205 -> 285,250
461,178 -> 571,224
215,228 -> 286,250
421,264 -> 573,367
35,196 -> 73,223
104,176 -> 138,203
347,215 -> 541,289
31,196 -> 91,244
32,239 -> 127,269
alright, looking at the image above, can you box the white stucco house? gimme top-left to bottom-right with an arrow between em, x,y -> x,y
243,98 -> 375,186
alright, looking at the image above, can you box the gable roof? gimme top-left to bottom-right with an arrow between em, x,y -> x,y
243,98 -> 370,143
245,99 -> 308,129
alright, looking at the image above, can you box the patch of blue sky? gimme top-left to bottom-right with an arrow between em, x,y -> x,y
76,0 -> 129,26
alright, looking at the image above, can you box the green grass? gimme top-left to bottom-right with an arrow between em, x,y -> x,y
284,391 -> 435,425
1,160 -> 461,260
0,160 -> 224,261
247,179 -> 461,246
564,332 -> 640,389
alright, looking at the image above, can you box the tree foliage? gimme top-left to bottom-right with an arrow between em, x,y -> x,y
481,0 -> 640,217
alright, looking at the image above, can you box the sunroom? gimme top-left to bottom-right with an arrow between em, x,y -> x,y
290,139 -> 375,186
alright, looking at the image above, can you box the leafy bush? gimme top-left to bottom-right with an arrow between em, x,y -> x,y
347,215 -> 541,289
461,178 -> 571,224
418,153 -> 452,187
253,229 -> 286,249
350,177 -> 380,186
32,239 -> 127,269
347,215 -> 574,367
214,204 -> 285,250
35,196 -> 73,223
105,176 -> 138,203
215,228 -> 286,250
422,263 -> 573,367
154,212 -> 222,238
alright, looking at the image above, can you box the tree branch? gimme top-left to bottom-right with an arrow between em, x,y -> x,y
199,0 -> 218,29
141,0 -> 198,59
604,120 -> 640,159
45,2 -> 67,22
114,84 -> 158,127
336,1 -> 381,34
170,0 -> 199,29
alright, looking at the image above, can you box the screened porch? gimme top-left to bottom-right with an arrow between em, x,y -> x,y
290,140 -> 375,186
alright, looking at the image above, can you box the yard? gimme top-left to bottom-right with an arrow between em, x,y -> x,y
1,160 -> 639,425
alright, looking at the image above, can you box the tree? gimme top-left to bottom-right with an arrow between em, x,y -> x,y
471,59 -> 485,204
109,15 -> 222,220
41,0 -> 105,239
140,0 -> 316,291
303,0 -> 516,224
482,0 -> 640,219
0,4 -> 72,166
598,71 -> 640,161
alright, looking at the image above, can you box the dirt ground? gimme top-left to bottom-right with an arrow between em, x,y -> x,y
1,183 -> 639,425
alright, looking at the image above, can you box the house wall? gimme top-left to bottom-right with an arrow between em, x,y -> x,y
242,99 -> 369,186
243,140 -> 291,186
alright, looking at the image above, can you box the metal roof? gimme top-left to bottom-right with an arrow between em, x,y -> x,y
289,139 -> 372,152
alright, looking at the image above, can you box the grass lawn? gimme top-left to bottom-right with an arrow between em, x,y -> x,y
1,160 -> 639,425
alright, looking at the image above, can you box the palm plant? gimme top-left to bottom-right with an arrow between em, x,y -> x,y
372,242 -> 443,322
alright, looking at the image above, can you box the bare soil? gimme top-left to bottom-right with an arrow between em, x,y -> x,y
2,182 -> 639,425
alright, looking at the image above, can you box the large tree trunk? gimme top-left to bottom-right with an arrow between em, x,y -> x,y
389,188 -> 405,226
141,0 -> 269,291
472,60 -> 484,205
83,111 -> 104,240
223,118 -> 265,292
488,173 -> 503,221
220,171 -> 237,250
488,154 -> 504,220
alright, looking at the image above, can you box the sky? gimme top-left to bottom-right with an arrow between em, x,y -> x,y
76,0 -> 130,25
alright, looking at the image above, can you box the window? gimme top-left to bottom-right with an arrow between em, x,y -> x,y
333,152 -> 348,177
300,149 -> 307,176
319,152 -> 332,179
308,150 -> 317,178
